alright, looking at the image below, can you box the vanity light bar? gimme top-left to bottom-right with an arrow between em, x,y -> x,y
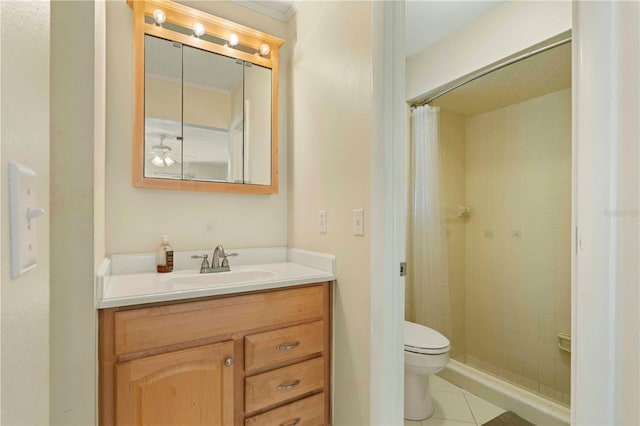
138,0 -> 281,58
150,10 -> 271,57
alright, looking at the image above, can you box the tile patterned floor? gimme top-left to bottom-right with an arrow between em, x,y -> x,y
405,375 -> 506,426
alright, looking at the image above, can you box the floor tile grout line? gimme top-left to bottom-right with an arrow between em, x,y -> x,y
463,392 -> 480,425
430,386 -> 478,424
426,418 -> 477,425
429,413 -> 477,422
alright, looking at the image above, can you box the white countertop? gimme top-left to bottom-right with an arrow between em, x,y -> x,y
97,247 -> 336,309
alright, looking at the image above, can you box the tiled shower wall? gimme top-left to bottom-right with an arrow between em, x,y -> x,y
440,89 -> 572,405
439,110 -> 467,359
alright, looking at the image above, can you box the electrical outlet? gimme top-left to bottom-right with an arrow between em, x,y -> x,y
353,209 -> 364,236
319,210 -> 327,234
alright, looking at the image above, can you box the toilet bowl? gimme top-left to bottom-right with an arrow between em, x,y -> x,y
404,320 -> 450,420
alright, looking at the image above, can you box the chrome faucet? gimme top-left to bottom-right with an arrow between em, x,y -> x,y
212,245 -> 226,269
191,245 -> 238,273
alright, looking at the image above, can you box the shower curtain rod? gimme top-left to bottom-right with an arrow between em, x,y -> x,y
410,37 -> 572,109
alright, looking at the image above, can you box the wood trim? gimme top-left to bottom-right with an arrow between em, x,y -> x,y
234,338 -> 245,426
129,0 -> 283,194
132,176 -> 278,194
98,309 -> 116,426
270,46 -> 279,193
132,0 -> 146,190
324,283 -> 333,425
137,0 -> 284,50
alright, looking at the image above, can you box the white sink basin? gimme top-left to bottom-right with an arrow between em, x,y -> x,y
167,269 -> 277,287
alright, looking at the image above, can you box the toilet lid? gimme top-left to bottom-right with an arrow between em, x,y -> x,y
404,321 -> 450,355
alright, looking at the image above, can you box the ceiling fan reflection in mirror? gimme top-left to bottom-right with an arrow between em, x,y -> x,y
146,133 -> 182,168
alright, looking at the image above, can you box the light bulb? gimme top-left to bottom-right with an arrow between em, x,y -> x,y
193,23 -> 205,37
228,33 -> 239,47
259,43 -> 270,56
151,155 -> 165,167
164,156 -> 175,167
152,9 -> 166,25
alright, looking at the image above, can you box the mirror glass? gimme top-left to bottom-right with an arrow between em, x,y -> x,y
144,35 -> 183,179
244,63 -> 272,185
183,45 -> 243,182
143,35 -> 272,185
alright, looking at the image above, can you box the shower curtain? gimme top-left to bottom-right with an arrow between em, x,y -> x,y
409,105 -> 451,337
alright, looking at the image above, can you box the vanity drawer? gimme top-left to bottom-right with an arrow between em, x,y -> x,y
245,393 -> 325,426
113,285 -> 324,355
245,357 -> 324,414
245,321 -> 324,372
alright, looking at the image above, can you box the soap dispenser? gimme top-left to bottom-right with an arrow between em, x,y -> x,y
156,235 -> 174,273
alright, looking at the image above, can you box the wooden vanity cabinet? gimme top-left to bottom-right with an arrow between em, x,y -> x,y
99,282 -> 332,426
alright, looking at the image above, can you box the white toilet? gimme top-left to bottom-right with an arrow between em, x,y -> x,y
404,320 -> 451,420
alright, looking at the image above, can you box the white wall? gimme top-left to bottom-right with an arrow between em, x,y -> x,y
0,3 -> 3,418
105,1 -> 289,254
406,1 -> 571,101
573,2 -> 640,424
0,1 -> 50,424
50,1 -> 104,424
288,2 -> 372,423
369,2 -> 407,423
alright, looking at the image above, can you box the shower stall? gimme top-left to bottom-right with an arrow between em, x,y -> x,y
407,40 -> 572,409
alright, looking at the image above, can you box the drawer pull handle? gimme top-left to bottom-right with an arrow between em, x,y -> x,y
276,341 -> 300,351
276,379 -> 301,390
224,358 -> 233,367
279,418 -> 301,426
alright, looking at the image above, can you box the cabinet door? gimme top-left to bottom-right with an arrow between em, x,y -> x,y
116,341 -> 235,426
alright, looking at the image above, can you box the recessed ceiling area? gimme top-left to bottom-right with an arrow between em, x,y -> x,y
432,42 -> 571,117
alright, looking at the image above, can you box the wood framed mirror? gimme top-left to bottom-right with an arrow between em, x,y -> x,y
129,0 -> 284,194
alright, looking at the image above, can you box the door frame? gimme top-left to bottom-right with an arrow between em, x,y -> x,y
370,1 -> 407,424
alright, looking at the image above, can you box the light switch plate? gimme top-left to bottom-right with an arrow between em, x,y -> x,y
319,210 -> 327,234
353,209 -> 364,236
9,162 -> 42,278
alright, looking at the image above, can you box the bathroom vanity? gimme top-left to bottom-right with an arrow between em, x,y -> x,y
97,249 -> 335,426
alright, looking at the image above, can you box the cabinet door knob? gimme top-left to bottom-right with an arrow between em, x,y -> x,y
224,358 -> 233,367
